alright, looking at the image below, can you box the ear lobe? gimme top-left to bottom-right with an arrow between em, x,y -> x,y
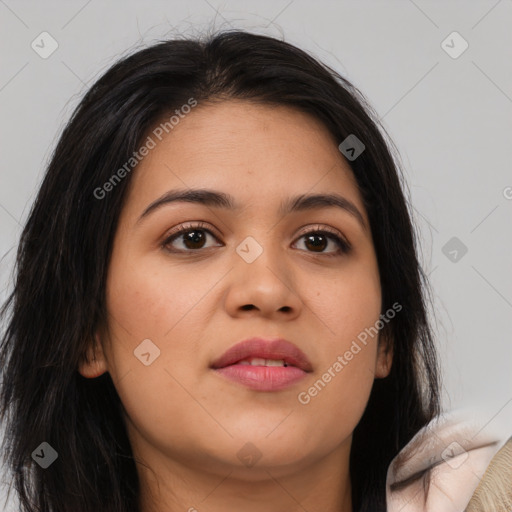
374,329 -> 393,379
78,334 -> 108,378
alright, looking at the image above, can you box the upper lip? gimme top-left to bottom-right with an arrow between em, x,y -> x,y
210,337 -> 313,372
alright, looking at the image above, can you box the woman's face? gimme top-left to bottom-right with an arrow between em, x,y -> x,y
80,100 -> 391,483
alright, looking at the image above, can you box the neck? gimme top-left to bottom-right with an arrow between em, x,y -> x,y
133,435 -> 353,512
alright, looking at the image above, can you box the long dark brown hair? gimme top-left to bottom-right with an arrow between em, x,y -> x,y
0,30 -> 440,511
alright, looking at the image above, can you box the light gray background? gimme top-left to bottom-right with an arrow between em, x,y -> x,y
1,1 -> 511,509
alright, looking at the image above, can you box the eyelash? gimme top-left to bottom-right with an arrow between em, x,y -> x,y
161,222 -> 351,257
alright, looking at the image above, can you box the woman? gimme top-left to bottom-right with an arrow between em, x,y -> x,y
1,29 -> 505,512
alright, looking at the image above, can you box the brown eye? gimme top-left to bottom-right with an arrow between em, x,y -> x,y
162,223 -> 222,253
304,233 -> 329,252
293,227 -> 351,257
177,229 -> 208,250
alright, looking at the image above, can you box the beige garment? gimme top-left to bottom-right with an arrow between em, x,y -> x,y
386,410 -> 511,512
465,436 -> 512,512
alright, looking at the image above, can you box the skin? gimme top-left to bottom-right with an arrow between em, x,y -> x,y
79,100 -> 393,512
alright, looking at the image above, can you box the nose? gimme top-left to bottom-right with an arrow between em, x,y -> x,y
223,239 -> 302,320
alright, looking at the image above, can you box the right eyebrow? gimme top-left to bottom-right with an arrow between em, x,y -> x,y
137,188 -> 240,224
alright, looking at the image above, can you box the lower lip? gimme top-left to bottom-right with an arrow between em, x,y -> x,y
213,364 -> 308,391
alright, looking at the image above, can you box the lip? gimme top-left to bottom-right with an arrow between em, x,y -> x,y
210,337 -> 313,391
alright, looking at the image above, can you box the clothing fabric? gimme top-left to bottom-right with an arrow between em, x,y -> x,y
386,409 -> 511,512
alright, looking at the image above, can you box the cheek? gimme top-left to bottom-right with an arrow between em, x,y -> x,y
101,259 -> 214,456
105,250 -> 220,341
311,254 -> 382,349
294,259 -> 382,436
101,253 -> 213,409
292,338 -> 378,461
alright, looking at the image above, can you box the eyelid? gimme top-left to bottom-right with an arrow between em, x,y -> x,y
162,221 -> 220,242
294,223 -> 351,249
295,223 -> 346,242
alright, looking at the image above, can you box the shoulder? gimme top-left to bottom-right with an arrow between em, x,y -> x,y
386,409 -> 511,512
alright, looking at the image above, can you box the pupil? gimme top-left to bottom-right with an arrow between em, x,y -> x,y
305,234 -> 326,252
185,230 -> 205,249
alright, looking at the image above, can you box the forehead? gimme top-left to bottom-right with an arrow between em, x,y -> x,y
122,100 -> 366,221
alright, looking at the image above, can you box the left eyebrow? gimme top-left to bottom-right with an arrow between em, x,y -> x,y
279,193 -> 367,231
137,188 -> 367,231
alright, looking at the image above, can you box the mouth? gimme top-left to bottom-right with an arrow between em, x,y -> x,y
210,337 -> 313,392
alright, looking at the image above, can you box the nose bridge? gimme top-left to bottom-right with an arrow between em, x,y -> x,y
228,232 -> 300,315
235,233 -> 286,281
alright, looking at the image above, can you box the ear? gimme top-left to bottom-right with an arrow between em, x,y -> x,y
78,332 -> 108,378
374,328 -> 393,379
